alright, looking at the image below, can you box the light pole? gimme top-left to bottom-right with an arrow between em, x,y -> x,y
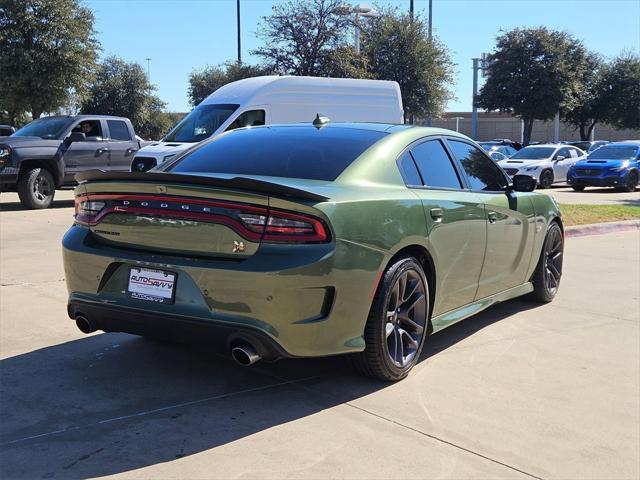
236,0 -> 241,63
471,53 -> 488,140
337,3 -> 379,55
144,58 -> 151,87
452,116 -> 464,132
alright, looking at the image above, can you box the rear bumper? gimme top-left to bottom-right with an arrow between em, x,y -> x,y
62,225 -> 384,358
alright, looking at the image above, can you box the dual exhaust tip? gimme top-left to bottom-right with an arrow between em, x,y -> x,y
74,313 -> 262,366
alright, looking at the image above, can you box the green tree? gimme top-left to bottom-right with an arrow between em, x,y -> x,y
562,54 -> 608,141
477,27 -> 592,145
252,0 -> 355,76
80,56 -> 169,140
600,53 -> 640,131
361,8 -> 455,121
188,61 -> 270,107
0,0 -> 99,119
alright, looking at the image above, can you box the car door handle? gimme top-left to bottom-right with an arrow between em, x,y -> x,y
96,147 -> 110,154
125,147 -> 138,156
487,211 -> 498,224
430,208 -> 443,222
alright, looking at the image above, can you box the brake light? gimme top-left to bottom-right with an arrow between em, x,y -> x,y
74,196 -> 106,225
74,194 -> 330,243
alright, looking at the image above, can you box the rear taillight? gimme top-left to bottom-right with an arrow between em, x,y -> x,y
74,196 -> 105,225
238,209 -> 328,243
74,194 -> 330,243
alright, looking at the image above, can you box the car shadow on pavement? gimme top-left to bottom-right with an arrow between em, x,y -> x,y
0,297 -> 538,478
0,198 -> 74,212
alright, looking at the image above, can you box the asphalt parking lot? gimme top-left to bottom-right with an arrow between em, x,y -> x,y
1,190 -> 639,480
547,185 -> 640,205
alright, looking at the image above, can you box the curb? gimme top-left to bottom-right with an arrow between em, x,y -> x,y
565,219 -> 640,238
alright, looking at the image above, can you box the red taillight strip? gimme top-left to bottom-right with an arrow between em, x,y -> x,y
75,194 -> 331,244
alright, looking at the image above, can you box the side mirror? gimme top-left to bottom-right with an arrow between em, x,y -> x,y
511,174 -> 537,192
554,155 -> 566,161
64,132 -> 86,145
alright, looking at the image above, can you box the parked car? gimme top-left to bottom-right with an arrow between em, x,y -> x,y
497,143 -> 586,188
566,140 -> 610,153
479,142 -> 518,158
64,122 -> 563,381
0,115 -> 142,209
567,141 -> 640,192
481,138 -> 522,150
131,75 -> 404,172
0,125 -> 15,137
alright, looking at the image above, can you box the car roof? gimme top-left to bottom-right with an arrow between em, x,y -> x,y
609,140 -> 640,146
523,144 -> 562,148
34,114 -> 130,121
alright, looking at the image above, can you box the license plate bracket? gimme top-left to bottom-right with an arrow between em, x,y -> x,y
127,267 -> 177,304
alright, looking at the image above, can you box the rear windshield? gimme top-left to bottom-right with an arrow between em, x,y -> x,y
168,126 -> 386,181
588,145 -> 639,160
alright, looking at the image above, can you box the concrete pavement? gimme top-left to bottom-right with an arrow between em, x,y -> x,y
1,190 -> 639,479
544,185 -> 639,205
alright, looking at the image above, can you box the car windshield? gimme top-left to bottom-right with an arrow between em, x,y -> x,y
167,126 -> 386,181
588,145 -> 639,160
510,147 -> 556,160
163,104 -> 239,143
12,117 -> 71,139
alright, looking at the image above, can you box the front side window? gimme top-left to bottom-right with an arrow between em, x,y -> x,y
164,104 -> 239,143
410,140 -> 461,189
555,147 -> 570,159
447,140 -> 508,192
71,120 -> 103,138
107,120 -> 131,141
168,126 -> 386,181
225,110 -> 266,131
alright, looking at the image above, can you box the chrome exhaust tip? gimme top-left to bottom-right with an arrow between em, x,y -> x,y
75,315 -> 96,334
231,344 -> 261,366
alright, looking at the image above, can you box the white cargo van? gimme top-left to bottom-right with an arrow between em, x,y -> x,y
131,76 -> 403,171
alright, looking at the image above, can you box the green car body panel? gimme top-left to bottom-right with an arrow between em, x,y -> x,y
62,124 -> 561,358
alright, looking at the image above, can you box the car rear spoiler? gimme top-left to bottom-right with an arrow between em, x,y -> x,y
75,170 -> 329,202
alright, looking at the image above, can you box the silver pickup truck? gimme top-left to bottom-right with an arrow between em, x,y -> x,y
0,115 -> 143,209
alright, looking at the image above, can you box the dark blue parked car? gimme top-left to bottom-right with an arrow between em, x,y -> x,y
567,141 -> 640,192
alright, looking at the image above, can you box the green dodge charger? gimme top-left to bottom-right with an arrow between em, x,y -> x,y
62,122 -> 564,381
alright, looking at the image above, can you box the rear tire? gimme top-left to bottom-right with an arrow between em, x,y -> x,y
351,256 -> 429,381
17,167 -> 55,209
571,185 -> 585,192
538,169 -> 554,189
531,222 -> 564,303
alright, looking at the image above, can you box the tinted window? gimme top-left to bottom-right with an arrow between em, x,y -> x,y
448,140 -> 508,191
398,151 -> 422,186
164,104 -> 239,143
225,110 -> 266,131
169,126 -> 385,181
107,120 -> 131,141
410,140 -> 461,189
588,145 -> 640,160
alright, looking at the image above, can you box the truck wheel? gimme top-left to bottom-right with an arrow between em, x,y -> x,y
350,256 -> 429,381
17,167 -> 55,209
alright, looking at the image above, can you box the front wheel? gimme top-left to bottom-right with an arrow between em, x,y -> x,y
538,170 -> 554,189
17,167 -> 55,209
351,256 -> 430,381
531,222 -> 564,303
623,171 -> 638,192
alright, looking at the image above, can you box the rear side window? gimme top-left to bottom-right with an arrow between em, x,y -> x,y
410,140 -> 461,189
169,126 -> 385,181
107,120 -> 131,141
447,140 -> 508,191
398,151 -> 422,186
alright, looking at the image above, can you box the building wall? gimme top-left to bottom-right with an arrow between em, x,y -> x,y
428,112 -> 640,143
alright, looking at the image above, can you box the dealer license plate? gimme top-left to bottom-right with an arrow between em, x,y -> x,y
127,267 -> 176,304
